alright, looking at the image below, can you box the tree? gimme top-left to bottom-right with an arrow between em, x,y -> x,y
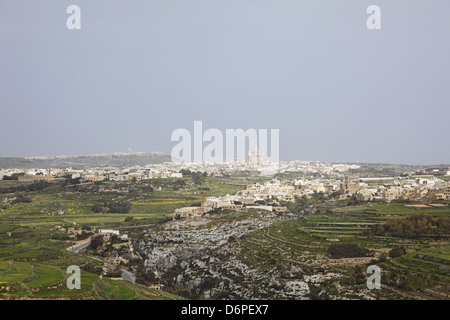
69,177 -> 82,185
191,172 -> 203,185
3,174 -> 20,181
76,231 -> 89,240
135,265 -> 156,286
90,235 -> 104,250
180,169 -> 191,176
81,262 -> 103,275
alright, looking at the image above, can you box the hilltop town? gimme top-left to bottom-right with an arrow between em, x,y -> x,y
3,153 -> 449,217
1,153 -> 449,300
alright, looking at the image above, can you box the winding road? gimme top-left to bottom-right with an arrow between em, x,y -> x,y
67,236 -> 136,283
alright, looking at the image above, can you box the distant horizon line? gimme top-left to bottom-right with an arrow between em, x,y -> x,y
0,151 -> 449,168
0,151 -> 167,159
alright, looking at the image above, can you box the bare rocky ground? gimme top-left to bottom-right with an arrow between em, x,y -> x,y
136,212 -> 277,271
134,211 -> 402,300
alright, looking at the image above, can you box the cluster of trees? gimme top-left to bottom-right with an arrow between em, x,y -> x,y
363,215 -> 450,239
76,231 -> 90,241
327,243 -> 374,259
383,269 -> 413,291
170,180 -> 186,191
92,201 -> 132,214
108,201 -> 132,213
104,269 -> 121,278
197,276 -> 221,293
2,173 -> 24,180
0,180 -> 48,194
90,235 -> 104,250
191,171 -> 207,185
389,246 -> 407,258
135,265 -> 157,286
179,169 -> 207,185
294,192 -> 329,207
81,262 -> 103,275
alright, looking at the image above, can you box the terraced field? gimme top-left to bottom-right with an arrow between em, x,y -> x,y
0,257 -> 181,300
0,262 -> 32,285
1,176 -> 448,300
0,177 -> 244,300
381,252 -> 450,299
0,217 -> 182,300
26,265 -> 64,289
231,203 -> 450,299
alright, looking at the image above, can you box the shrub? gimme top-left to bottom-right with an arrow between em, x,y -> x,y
108,201 -> 131,213
389,246 -> 407,258
327,244 -> 374,259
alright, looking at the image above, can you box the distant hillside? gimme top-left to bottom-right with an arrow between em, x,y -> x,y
0,152 -> 171,170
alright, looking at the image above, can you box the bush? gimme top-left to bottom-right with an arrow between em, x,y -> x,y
397,278 -> 412,291
81,262 -> 103,275
327,244 -> 374,259
76,231 -> 90,241
378,252 -> 388,262
92,203 -> 105,213
389,246 -> 406,258
108,201 -> 132,213
0,180 -> 48,194
92,201 -> 132,214
135,265 -> 156,286
11,193 -> 32,204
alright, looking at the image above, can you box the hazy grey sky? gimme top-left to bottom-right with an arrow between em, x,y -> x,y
1,0 -> 449,164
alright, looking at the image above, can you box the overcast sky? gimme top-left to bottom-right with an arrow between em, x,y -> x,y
1,0 -> 449,165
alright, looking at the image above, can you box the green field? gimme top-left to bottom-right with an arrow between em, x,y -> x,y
0,176 -> 247,299
26,264 -> 64,288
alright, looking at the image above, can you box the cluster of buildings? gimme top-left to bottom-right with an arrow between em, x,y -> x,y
350,177 -> 450,202
245,176 -> 450,203
415,167 -> 450,176
155,159 -> 360,177
173,176 -> 450,220
2,157 -> 450,209
0,167 -> 183,183
97,229 -> 135,266
173,185 -> 295,219
64,227 -> 136,266
243,176 -> 450,204
172,194 -> 256,220
53,224 -> 84,238
1,149 -> 362,182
